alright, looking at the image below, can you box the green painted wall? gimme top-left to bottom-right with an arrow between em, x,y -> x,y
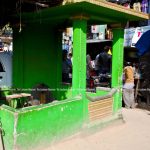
111,28 -> 124,112
0,97 -> 84,150
13,24 -> 72,100
0,107 -> 15,150
9,13 -> 124,150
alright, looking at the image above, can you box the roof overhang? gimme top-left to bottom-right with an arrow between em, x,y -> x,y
19,0 -> 149,27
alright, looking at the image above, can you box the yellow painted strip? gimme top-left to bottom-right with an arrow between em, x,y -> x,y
70,0 -> 149,19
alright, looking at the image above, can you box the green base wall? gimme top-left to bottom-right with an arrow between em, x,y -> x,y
0,107 -> 15,150
9,13 -> 123,150
0,97 -> 84,150
0,88 -> 121,150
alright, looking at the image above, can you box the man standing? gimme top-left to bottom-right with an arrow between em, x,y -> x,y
62,50 -> 72,83
0,38 -> 4,52
98,46 -> 112,74
94,53 -> 100,76
123,62 -> 135,108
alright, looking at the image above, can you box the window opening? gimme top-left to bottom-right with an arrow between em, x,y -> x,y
0,61 -> 5,72
62,28 -> 73,84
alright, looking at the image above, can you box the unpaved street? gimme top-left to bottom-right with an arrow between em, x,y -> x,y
44,108 -> 150,150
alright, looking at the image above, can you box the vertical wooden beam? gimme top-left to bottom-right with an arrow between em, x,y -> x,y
111,25 -> 124,112
72,18 -> 87,98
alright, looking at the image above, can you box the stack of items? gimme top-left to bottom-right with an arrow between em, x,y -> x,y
124,28 -> 135,47
133,0 -> 149,13
107,0 -> 149,13
0,38 -> 3,52
107,0 -> 131,8
62,28 -> 73,53
91,25 -> 113,40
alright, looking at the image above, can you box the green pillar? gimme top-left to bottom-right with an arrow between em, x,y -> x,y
111,27 -> 124,112
72,19 -> 87,97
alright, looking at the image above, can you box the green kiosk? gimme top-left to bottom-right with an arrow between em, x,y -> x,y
0,1 -> 149,150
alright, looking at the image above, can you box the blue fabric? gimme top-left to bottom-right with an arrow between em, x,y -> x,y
135,30 -> 150,56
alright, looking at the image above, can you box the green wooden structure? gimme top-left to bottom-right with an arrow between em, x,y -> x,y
0,1 -> 149,150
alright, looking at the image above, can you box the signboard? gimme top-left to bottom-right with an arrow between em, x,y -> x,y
124,25 -> 150,47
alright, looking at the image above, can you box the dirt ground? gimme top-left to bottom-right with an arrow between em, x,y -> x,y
44,108 -> 150,150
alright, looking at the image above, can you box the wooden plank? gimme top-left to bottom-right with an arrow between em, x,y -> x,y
88,99 -> 112,107
89,101 -> 112,108
5,93 -> 31,100
88,98 -> 113,121
89,111 -> 112,119
89,110 -> 112,117
89,112 -> 112,121
89,105 -> 112,113
89,104 -> 112,112
90,115 -> 112,121
88,101 -> 112,110
71,0 -> 149,19
89,108 -> 112,116
89,112 -> 112,120
89,108 -> 112,117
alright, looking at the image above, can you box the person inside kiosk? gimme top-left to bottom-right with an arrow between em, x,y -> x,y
98,46 -> 112,74
62,49 -> 72,83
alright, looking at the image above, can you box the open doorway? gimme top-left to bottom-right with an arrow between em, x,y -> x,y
62,28 -> 73,84
0,24 -> 13,87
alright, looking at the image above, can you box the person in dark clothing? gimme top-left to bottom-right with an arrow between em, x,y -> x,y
0,38 -> 3,51
98,46 -> 112,74
62,50 -> 72,83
